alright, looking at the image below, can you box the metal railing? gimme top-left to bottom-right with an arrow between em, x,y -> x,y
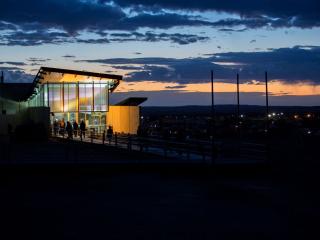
52,129 -> 267,163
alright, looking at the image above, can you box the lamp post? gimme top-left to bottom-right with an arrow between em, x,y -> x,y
1,71 -> 4,114
265,71 -> 269,133
211,70 -> 215,164
236,73 -> 240,126
265,71 -> 270,164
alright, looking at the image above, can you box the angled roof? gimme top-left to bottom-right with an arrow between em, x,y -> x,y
39,67 -> 122,80
0,67 -> 123,102
32,67 -> 122,93
114,97 -> 148,106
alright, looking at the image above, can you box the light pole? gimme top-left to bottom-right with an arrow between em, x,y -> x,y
236,73 -> 240,126
0,71 -> 4,114
265,71 -> 269,132
211,70 -> 215,163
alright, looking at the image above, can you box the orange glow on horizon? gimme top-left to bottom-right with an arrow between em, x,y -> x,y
115,80 -> 320,96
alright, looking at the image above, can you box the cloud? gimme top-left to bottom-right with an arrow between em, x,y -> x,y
0,21 -> 17,31
0,1 -> 215,38
0,0 -> 125,33
77,38 -> 110,44
115,0 -> 320,28
0,0 -> 318,53
218,28 -> 248,32
0,0 -> 318,48
0,68 -> 33,83
27,58 -> 51,62
111,65 -> 144,70
62,55 -> 76,58
76,32 -> 209,45
79,45 -> 320,84
0,28 -> 209,46
0,67 -> 23,71
0,61 -> 26,66
109,32 -> 209,45
111,12 -> 215,30
0,30 -> 71,46
1,0 -> 317,47
165,85 -> 187,89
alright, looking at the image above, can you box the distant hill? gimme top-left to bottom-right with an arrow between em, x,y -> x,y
141,105 -> 320,117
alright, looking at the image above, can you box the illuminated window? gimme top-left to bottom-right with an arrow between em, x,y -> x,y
94,83 -> 108,111
49,84 -> 63,112
79,83 -> 93,111
64,83 -> 77,112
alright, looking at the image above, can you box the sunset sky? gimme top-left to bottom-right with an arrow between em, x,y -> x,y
1,0 -> 320,106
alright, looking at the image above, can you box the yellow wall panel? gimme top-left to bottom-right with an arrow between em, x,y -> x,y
107,106 -> 140,134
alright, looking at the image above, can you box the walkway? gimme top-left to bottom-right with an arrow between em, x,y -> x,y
53,132 -> 267,165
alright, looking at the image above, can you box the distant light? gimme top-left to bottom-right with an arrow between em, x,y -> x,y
141,116 -> 144,119
307,114 -> 311,118
268,114 -> 272,118
280,112 -> 284,115
272,112 -> 276,116
240,114 -> 244,118
307,130 -> 312,134
294,115 -> 299,119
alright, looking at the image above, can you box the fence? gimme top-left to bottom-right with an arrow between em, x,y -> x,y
53,128 -> 267,163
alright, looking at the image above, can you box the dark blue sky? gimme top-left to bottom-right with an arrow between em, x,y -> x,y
1,0 -> 319,105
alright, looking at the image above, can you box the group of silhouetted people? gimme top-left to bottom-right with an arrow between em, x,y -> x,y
53,118 -> 86,140
52,118 -> 114,143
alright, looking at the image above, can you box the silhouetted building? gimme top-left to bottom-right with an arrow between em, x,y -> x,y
0,67 -> 146,135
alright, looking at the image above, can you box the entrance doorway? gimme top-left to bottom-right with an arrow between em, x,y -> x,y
51,112 -> 106,134
79,112 -> 106,133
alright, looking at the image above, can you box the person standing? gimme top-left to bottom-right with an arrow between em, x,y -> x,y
66,121 -> 73,139
60,118 -> 66,138
73,120 -> 78,137
53,120 -> 58,136
80,120 -> 86,141
106,125 -> 113,144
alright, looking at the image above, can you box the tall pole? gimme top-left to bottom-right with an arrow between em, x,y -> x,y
236,73 -> 240,126
1,71 -> 3,114
211,70 -> 215,163
265,71 -> 269,132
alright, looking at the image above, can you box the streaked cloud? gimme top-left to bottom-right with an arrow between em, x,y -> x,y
78,45 -> 320,84
0,61 -> 26,66
0,0 -> 319,46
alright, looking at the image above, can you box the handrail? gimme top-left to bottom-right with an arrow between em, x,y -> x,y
52,129 -> 267,162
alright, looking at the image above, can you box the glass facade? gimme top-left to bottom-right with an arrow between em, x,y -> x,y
79,83 -> 92,111
64,83 -> 77,112
29,82 -> 110,133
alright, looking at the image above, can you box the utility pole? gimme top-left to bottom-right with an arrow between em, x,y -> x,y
265,71 -> 270,164
265,71 -> 269,132
236,73 -> 240,126
211,70 -> 215,164
0,71 -> 3,114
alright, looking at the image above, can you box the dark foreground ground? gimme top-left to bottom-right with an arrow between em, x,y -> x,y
0,138 -> 316,239
0,164 -> 278,240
